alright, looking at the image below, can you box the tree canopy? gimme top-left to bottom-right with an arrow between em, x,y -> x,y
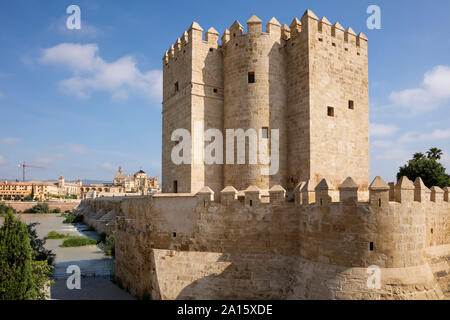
0,212 -> 53,300
397,148 -> 450,188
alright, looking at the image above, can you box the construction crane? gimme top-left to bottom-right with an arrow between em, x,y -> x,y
17,161 -> 44,182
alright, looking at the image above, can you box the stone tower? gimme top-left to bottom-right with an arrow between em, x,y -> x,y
162,10 -> 369,195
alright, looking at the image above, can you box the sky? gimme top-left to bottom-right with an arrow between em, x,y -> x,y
0,0 -> 449,184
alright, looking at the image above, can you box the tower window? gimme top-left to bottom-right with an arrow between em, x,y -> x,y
174,82 -> 179,92
327,107 -> 334,117
348,100 -> 354,110
173,180 -> 178,193
209,48 -> 214,52
173,232 -> 177,238
318,38 -> 323,42
249,200 -> 253,207
248,72 -> 255,84
370,242 -> 374,251
332,42 -> 336,47
261,127 -> 269,139
213,88 -> 218,93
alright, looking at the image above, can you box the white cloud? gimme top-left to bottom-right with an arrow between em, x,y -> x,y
372,140 -> 394,148
389,65 -> 450,114
0,137 -> 21,144
370,123 -> 398,137
442,151 -> 450,169
376,147 -> 410,165
398,129 -> 450,143
0,155 -> 6,165
67,144 -> 88,154
39,43 -> 162,101
101,162 -> 115,171
35,154 -> 65,164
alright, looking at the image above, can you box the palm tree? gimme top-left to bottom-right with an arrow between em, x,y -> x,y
426,147 -> 443,160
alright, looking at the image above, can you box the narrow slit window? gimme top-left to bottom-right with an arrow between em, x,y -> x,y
248,72 -> 255,84
370,242 -> 374,251
318,38 -> 323,42
261,127 -> 269,139
213,88 -> 218,93
249,200 -> 253,207
327,106 -> 334,117
378,198 -> 381,207
174,82 -> 179,92
332,42 -> 336,47
173,180 -> 178,193
348,100 -> 354,110
173,232 -> 177,238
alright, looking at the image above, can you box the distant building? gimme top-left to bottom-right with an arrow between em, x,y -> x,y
79,166 -> 160,199
0,176 -> 82,201
113,166 -> 160,194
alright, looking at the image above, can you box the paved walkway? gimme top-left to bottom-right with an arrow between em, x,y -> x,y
14,214 -> 134,300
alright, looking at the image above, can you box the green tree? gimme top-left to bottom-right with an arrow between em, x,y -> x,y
397,147 -> 450,188
426,147 -> 443,160
0,211 -> 34,299
27,222 -> 56,265
0,211 -> 53,300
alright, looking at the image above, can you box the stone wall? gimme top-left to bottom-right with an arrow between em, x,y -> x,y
78,176 -> 450,299
5,201 -> 80,213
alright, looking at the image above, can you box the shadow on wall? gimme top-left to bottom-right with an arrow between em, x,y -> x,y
149,251 -> 302,300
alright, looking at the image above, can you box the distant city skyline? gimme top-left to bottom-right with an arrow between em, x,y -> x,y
0,0 -> 449,183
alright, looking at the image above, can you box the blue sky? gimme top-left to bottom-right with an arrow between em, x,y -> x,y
0,0 -> 449,184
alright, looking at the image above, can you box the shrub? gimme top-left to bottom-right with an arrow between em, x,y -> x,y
61,236 -> 97,247
0,203 -> 16,214
62,213 -> 83,224
97,234 -> 115,257
52,208 -> 61,214
24,203 -> 50,214
105,235 -> 115,257
45,231 -> 70,240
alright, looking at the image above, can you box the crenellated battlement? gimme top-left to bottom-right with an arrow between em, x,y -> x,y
163,9 -> 367,66
191,175 -> 449,209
